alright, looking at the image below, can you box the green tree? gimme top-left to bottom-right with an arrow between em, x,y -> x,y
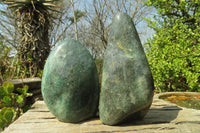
144,0 -> 200,92
3,0 -> 60,77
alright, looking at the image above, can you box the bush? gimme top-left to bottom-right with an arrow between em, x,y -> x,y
0,41 -> 21,82
144,0 -> 200,92
0,41 -> 11,84
0,40 -> 38,83
146,21 -> 200,92
0,82 -> 32,130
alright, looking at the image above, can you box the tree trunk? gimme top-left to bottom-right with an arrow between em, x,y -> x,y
18,5 -> 50,77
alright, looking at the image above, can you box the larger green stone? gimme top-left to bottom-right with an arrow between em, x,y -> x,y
99,13 -> 154,125
41,39 -> 99,123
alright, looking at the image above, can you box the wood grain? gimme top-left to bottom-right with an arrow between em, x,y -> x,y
3,94 -> 200,133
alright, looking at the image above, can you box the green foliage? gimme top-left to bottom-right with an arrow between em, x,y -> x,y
144,0 -> 200,29
95,59 -> 103,88
37,69 -> 43,78
144,0 -> 200,92
0,108 -> 15,130
0,41 -> 40,81
0,82 -> 32,130
0,41 -> 11,83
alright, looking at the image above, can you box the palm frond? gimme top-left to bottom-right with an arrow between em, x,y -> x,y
7,4 -> 23,9
42,2 -> 61,8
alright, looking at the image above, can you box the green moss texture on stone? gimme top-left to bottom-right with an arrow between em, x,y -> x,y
41,39 -> 99,123
99,13 -> 154,125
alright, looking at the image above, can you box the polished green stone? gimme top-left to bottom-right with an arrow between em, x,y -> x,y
99,13 -> 154,125
41,39 -> 99,123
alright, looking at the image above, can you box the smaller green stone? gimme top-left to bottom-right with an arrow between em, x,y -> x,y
42,39 -> 99,123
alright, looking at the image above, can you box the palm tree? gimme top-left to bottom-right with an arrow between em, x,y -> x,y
3,0 -> 60,77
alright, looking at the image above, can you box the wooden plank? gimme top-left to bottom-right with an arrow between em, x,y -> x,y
3,94 -> 200,133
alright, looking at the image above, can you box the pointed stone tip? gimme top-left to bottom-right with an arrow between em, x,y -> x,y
115,13 -> 121,20
114,12 -> 132,21
109,12 -> 137,43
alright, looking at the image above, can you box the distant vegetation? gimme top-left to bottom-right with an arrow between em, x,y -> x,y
0,0 -> 153,80
0,0 -> 199,92
144,0 -> 200,92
